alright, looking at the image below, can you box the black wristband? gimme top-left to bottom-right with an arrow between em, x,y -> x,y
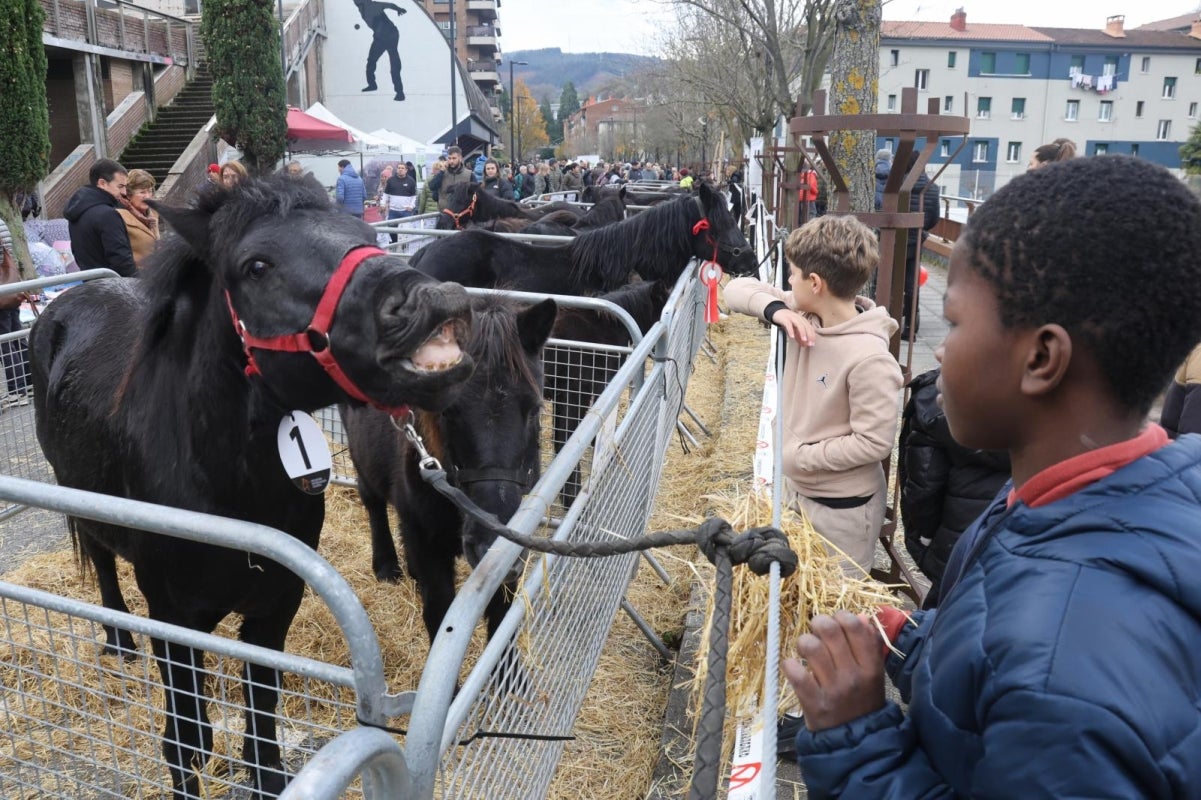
763,301 -> 787,324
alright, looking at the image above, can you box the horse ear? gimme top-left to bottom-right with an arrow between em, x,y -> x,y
618,185 -> 628,203
151,202 -> 213,258
696,180 -> 715,210
517,298 -> 557,354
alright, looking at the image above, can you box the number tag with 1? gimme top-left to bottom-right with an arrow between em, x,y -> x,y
277,412 -> 333,495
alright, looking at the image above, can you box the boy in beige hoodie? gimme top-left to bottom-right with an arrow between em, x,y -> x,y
725,215 -> 903,574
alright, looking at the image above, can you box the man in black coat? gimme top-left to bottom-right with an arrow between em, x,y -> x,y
65,159 -> 136,277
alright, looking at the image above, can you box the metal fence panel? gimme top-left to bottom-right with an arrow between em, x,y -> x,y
401,268 -> 707,798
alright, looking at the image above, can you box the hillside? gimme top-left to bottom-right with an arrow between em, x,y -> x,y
508,48 -> 660,104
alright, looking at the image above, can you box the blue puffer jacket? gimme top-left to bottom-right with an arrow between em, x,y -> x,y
335,164 -> 366,215
796,434 -> 1201,798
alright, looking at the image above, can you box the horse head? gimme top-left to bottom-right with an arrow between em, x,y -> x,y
436,296 -> 556,577
435,182 -> 481,230
152,176 -> 475,413
693,181 -> 757,277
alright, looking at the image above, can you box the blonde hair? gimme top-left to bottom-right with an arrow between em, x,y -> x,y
784,215 -> 879,299
126,168 -> 156,194
220,160 -> 248,183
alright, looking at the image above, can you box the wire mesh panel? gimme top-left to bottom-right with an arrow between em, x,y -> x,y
436,369 -> 667,798
375,213 -> 443,258
0,584 -> 361,799
400,270 -> 706,798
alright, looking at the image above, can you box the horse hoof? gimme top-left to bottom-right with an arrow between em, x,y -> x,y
361,84 -> 378,92
394,91 -> 405,101
254,764 -> 287,798
374,564 -> 404,583
103,631 -> 139,661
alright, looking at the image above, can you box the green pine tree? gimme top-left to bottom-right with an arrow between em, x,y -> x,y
202,0 -> 288,173
557,81 -> 581,125
1182,121 -> 1201,176
539,96 -> 560,144
0,0 -> 50,278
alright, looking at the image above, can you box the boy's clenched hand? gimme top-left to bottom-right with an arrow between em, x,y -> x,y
783,610 -> 886,731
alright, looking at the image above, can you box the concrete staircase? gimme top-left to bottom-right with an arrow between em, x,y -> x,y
119,64 -> 214,185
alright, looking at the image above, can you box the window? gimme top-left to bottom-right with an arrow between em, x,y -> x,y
890,49 -> 899,66
1094,143 -> 1108,155
1103,56 -> 1119,77
1069,54 -> 1085,75
887,94 -> 897,112
972,141 -> 989,162
1164,77 -> 1177,99
948,51 -> 957,68
1136,100 -> 1145,118
1099,100 -> 1113,121
1158,119 -> 1172,140
977,97 -> 992,119
1006,142 -> 1021,163
1195,57 -> 1201,75
1141,56 -> 1151,73
1131,143 -> 1140,156
1015,53 -> 1031,75
944,95 -> 953,112
940,140 -> 951,158
980,52 -> 997,74
1065,99 -> 1079,121
1190,102 -> 1199,119
1011,97 -> 1026,119
915,69 -> 929,90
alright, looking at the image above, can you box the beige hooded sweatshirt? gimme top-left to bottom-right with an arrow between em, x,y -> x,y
725,277 -> 904,499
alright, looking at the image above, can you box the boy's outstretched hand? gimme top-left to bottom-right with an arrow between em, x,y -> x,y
783,610 -> 886,731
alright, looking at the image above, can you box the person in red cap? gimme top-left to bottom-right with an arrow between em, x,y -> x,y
206,164 -> 221,184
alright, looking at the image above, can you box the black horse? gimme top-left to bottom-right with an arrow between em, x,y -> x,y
343,296 -> 556,644
29,176 -> 474,799
478,195 -> 626,237
547,280 -> 673,503
410,182 -> 756,294
581,184 -> 684,206
436,182 -> 582,230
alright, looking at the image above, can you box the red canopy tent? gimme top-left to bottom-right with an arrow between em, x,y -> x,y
285,107 -> 355,149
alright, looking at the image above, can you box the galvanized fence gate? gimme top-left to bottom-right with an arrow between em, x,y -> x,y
0,247 -> 712,798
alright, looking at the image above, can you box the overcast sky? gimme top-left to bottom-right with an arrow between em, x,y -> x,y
499,1 -> 1199,55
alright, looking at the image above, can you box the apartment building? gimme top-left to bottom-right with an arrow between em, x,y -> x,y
877,9 -> 1201,198
414,0 -> 503,121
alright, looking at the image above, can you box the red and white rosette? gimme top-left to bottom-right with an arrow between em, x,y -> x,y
699,260 -> 724,324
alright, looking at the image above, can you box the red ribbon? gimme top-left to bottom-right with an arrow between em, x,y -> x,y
699,260 -> 724,324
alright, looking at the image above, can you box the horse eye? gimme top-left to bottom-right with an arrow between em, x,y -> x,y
246,260 -> 272,278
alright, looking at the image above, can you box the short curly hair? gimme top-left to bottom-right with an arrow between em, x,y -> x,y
784,214 -> 878,299
961,155 -> 1201,414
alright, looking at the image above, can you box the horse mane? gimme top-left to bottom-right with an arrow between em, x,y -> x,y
466,294 -> 541,394
568,190 -> 706,287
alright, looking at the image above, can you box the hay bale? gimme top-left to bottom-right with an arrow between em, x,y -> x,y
689,490 -> 905,752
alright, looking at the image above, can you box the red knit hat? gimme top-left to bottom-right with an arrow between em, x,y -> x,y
207,163 -> 221,174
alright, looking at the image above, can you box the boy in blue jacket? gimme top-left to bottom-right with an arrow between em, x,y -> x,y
783,155 -> 1201,798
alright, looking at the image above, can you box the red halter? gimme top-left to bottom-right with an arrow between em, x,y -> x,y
224,244 -> 410,416
440,191 -> 478,230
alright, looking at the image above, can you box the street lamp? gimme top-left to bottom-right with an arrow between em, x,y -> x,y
508,60 -> 528,163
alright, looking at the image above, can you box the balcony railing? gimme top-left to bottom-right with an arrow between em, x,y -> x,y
41,0 -> 194,65
467,0 -> 498,16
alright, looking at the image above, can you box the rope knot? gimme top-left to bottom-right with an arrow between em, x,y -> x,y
694,517 -> 735,565
727,526 -> 798,578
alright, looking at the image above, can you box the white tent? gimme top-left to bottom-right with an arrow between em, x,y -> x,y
304,103 -> 422,158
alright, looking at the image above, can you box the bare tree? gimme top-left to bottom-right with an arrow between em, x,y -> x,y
827,0 -> 881,212
661,0 -> 837,143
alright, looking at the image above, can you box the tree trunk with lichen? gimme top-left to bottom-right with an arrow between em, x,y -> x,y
828,0 -> 881,212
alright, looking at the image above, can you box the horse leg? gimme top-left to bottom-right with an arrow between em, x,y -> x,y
78,532 -> 137,655
151,636 -> 214,800
553,393 -> 585,505
402,518 -> 458,646
237,601 -> 301,799
361,482 -> 403,582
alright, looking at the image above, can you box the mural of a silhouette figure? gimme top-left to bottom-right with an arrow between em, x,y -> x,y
354,0 -> 406,101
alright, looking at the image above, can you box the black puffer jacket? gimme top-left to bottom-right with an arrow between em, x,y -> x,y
64,185 -> 135,276
898,368 -> 1010,604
